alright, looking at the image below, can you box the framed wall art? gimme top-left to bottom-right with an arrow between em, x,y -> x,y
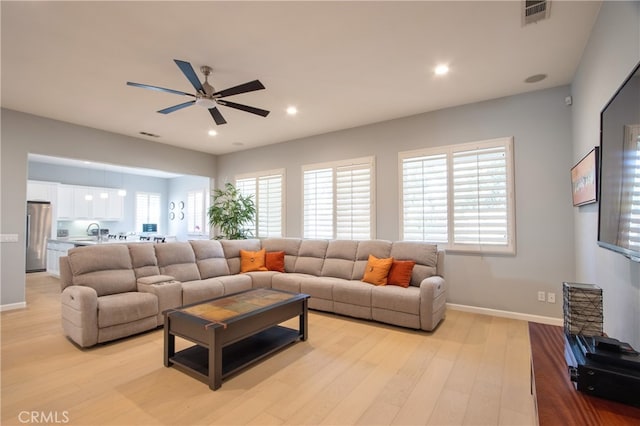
571,147 -> 599,207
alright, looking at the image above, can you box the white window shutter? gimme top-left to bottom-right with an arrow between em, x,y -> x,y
187,190 -> 205,234
258,174 -> 283,238
336,164 -> 371,239
136,192 -> 161,233
401,154 -> 448,242
303,168 -> 333,239
452,146 -> 508,246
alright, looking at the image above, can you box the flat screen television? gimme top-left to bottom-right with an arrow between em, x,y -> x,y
597,61 -> 640,262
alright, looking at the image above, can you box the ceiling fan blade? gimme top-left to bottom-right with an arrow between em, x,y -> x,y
212,80 -> 265,98
209,107 -> 227,125
174,59 -> 204,93
127,81 -> 195,97
217,100 -> 270,117
157,100 -> 195,114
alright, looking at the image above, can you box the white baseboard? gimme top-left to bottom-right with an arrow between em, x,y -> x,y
0,302 -> 27,312
447,303 -> 563,326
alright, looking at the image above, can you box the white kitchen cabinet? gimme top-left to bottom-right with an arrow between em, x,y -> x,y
73,187 -> 92,219
57,185 -> 74,219
90,188 -> 123,220
27,180 -> 57,202
105,189 -> 124,220
46,241 -> 75,277
56,184 -> 123,221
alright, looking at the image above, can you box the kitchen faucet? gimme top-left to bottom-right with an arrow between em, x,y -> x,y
87,222 -> 102,241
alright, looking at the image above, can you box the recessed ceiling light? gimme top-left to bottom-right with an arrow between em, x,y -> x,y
208,129 -> 218,137
525,74 -> 547,83
286,106 -> 298,116
434,64 -> 449,76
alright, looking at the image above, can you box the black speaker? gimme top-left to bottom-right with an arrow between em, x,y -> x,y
563,282 -> 603,336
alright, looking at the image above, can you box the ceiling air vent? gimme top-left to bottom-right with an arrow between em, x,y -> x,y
522,0 -> 550,25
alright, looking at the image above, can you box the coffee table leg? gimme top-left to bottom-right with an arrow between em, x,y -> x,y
300,298 -> 308,341
208,328 -> 222,390
164,316 -> 175,367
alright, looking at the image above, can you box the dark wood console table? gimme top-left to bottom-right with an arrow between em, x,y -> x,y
529,322 -> 640,425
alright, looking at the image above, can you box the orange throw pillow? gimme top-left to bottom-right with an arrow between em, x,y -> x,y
265,251 -> 285,272
387,260 -> 416,288
362,254 -> 394,286
240,249 -> 268,273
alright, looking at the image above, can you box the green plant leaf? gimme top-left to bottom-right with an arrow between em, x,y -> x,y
208,182 -> 256,239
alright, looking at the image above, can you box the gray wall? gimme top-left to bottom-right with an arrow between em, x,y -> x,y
571,1 -> 640,348
217,85 -> 576,319
0,109 -> 216,307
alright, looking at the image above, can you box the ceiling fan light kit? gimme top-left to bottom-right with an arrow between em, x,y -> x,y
127,59 -> 269,125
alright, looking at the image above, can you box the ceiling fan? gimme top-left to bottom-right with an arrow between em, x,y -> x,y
127,59 -> 269,125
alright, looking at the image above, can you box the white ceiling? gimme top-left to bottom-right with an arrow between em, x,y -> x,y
2,1 -> 601,157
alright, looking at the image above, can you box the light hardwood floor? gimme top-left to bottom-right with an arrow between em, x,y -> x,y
1,273 -> 535,425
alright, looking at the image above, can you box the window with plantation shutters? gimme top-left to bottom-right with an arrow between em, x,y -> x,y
303,157 -> 374,240
135,192 -> 161,234
401,153 -> 448,242
187,189 -> 208,235
236,169 -> 284,238
303,168 -> 333,239
400,137 -> 515,254
258,174 -> 283,237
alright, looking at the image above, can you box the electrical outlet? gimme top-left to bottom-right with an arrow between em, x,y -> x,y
547,292 -> 556,303
0,234 -> 19,243
537,291 -> 546,302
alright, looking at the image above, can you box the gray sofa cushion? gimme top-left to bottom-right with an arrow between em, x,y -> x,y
128,243 -> 160,278
390,242 -> 438,286
271,273 -> 309,294
321,240 -> 357,280
68,245 -> 136,296
300,276 -> 337,300
294,239 -> 328,275
333,280 -> 373,307
371,285 -> 421,315
352,240 -> 392,280
181,279 -> 225,305
155,242 -> 201,282
97,291 -> 158,328
68,244 -> 132,275
221,239 -> 261,274
190,240 -> 231,278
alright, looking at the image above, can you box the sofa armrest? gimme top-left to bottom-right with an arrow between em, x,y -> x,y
137,275 -> 176,285
137,280 -> 182,326
419,275 -> 447,331
61,285 -> 99,347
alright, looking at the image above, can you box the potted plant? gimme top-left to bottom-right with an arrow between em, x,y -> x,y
208,182 -> 256,239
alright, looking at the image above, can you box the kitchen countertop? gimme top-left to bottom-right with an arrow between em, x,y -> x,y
48,238 -> 153,246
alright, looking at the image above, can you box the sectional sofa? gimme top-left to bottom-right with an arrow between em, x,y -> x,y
59,238 -> 446,348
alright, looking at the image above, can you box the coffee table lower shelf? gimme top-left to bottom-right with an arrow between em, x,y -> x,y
169,325 -> 301,385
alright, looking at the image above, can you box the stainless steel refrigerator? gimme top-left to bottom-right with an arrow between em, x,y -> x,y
26,201 -> 52,272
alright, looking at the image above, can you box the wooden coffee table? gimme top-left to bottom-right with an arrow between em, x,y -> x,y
164,288 -> 309,390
